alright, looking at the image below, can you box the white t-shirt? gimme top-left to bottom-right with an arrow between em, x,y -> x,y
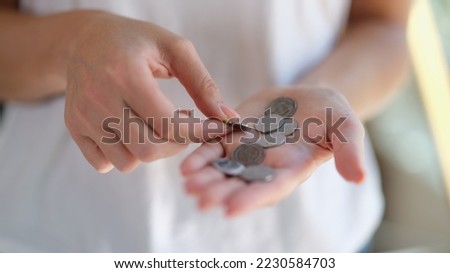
0,0 -> 384,252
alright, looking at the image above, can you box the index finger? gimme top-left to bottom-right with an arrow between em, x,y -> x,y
162,39 -> 230,120
180,142 -> 225,176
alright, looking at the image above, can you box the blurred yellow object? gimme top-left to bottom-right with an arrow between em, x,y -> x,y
409,0 -> 450,207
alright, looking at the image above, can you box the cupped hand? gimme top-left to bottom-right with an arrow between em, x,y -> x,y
64,12 -> 237,173
181,86 -> 366,217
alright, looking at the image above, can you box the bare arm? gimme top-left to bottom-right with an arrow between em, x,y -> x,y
0,2 -> 106,100
301,0 -> 411,121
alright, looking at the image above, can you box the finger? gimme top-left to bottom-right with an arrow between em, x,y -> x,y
223,144 -> 323,217
198,178 -> 246,212
84,100 -> 187,163
163,39 -> 239,120
184,166 -> 225,195
125,124 -> 187,162
329,116 -> 366,183
117,107 -> 188,162
164,110 -> 229,145
84,105 -> 142,169
96,140 -> 140,173
195,117 -> 231,143
72,134 -> 113,173
180,142 -> 224,175
122,62 -> 211,145
225,166 -> 311,218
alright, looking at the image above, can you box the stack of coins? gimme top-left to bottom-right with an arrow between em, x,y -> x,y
213,97 -> 298,182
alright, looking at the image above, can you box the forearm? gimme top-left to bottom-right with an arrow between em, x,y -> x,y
0,8 -> 104,101
300,20 -> 410,121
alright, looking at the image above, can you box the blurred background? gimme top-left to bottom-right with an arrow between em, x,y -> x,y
368,0 -> 450,252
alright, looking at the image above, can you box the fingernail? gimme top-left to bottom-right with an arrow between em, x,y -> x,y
178,109 -> 193,118
220,104 -> 240,120
198,199 -> 212,212
184,183 -> 195,195
351,169 -> 366,184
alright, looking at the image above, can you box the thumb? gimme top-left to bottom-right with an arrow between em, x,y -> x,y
171,110 -> 231,144
164,39 -> 239,120
330,116 -> 366,184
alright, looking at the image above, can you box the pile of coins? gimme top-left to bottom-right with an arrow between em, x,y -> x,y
212,97 -> 298,182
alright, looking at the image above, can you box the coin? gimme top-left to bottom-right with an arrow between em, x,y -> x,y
213,158 -> 246,176
232,144 -> 265,166
240,128 -> 261,145
255,131 -> 286,148
278,117 -> 298,136
265,97 -> 297,117
254,114 -> 286,133
239,165 -> 275,182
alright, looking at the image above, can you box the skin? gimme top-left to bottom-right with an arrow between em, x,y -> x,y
0,0 -> 411,216
181,0 -> 411,217
0,3 -> 239,172
182,87 -> 366,217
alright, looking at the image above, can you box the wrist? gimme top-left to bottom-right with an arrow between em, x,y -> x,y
41,10 -> 110,82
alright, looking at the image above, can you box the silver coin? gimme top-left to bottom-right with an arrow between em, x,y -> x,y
254,114 -> 285,133
232,144 -> 266,166
278,118 -> 298,136
255,131 -> 286,148
213,158 -> 246,176
240,128 -> 261,145
239,165 -> 275,182
265,97 -> 298,117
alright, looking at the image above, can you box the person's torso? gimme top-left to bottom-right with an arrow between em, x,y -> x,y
0,0 -> 384,252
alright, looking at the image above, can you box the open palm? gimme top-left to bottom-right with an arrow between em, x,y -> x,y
181,87 -> 366,217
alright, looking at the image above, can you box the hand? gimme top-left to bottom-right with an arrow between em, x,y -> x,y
64,12 -> 238,173
181,86 -> 366,217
